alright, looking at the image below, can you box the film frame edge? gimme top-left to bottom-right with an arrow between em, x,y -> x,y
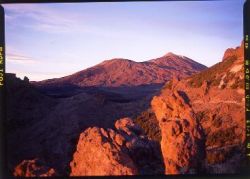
0,0 -> 249,179
0,3 -> 6,179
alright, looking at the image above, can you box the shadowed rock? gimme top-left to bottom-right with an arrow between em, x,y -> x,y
70,118 -> 164,176
13,159 -> 57,177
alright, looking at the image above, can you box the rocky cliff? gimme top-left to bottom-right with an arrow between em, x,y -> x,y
147,42 -> 245,174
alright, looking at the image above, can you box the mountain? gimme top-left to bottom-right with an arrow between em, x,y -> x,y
34,53 -> 206,88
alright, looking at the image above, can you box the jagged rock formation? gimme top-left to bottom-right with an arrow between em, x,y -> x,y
148,42 -> 245,174
151,87 -> 205,174
222,41 -> 244,62
185,43 -> 245,173
114,118 -> 164,174
70,118 -> 164,176
70,127 -> 138,176
13,159 -> 57,177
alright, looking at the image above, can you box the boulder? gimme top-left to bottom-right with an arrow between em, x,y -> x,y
115,118 -> 165,174
70,118 -> 164,176
70,126 -> 138,176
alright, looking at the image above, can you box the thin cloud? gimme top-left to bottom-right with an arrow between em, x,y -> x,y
7,53 -> 37,64
3,4 -> 129,37
3,4 -> 86,34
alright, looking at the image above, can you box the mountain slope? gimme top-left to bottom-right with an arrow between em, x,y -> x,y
34,53 -> 206,88
187,42 -> 244,89
136,42 -> 245,174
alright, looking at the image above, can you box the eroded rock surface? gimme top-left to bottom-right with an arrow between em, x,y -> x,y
70,126 -> 137,176
148,42 -> 245,174
70,118 -> 164,176
152,89 -> 205,174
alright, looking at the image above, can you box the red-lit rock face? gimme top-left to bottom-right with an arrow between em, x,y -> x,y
152,87 -> 205,174
70,117 -> 164,176
151,42 -> 245,174
70,126 -> 138,176
223,41 -> 244,61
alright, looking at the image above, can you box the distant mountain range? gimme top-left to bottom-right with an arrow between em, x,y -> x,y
34,52 -> 207,88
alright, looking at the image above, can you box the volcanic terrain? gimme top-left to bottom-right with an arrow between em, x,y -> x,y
6,44 -> 246,176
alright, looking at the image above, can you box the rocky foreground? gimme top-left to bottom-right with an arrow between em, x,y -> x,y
151,42 -> 246,173
8,42 -> 246,176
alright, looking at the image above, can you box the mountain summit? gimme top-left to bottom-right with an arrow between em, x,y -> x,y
35,54 -> 206,88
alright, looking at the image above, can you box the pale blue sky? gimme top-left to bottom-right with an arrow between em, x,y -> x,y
3,0 -> 245,81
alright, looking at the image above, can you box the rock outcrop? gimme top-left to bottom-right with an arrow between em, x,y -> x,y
148,42 -> 245,174
13,159 -> 57,177
70,118 -> 164,176
222,41 -> 244,61
152,87 -> 206,174
115,118 -> 164,174
70,126 -> 138,176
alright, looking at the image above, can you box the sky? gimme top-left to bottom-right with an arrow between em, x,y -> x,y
3,0 -> 245,81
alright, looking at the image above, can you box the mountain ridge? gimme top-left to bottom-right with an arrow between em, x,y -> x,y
33,53 -> 207,88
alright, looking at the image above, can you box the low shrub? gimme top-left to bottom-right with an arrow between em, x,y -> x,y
162,80 -> 173,90
206,127 -> 236,147
134,109 -> 161,142
188,56 -> 236,88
